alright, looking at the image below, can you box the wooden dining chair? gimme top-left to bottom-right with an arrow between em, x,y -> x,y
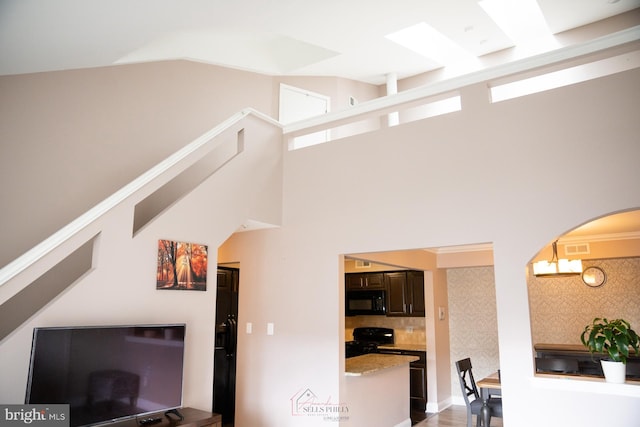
455,358 -> 503,427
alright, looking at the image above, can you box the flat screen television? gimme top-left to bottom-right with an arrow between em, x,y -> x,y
25,324 -> 186,427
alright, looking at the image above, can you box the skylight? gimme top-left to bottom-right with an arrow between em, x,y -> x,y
386,0 -> 559,73
385,22 -> 477,68
478,0 -> 558,54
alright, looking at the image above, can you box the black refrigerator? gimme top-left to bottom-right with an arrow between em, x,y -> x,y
213,267 -> 239,427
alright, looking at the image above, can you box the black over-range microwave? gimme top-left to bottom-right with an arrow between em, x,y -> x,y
345,290 -> 386,316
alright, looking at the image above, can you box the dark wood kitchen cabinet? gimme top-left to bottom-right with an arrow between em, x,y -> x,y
386,271 -> 425,317
346,272 -> 385,290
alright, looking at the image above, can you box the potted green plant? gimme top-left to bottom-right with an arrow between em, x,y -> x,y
581,317 -> 640,383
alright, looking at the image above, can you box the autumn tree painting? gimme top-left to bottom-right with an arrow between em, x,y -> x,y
157,240 -> 208,291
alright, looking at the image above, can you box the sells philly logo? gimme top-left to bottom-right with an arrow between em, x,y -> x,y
1,405 -> 69,426
290,389 -> 349,423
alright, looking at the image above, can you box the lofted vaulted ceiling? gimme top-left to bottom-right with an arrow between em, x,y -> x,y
1,0 -> 638,84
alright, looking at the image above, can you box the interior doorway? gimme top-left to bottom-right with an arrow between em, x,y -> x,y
279,83 -> 330,149
344,244 -> 497,414
213,266 -> 239,427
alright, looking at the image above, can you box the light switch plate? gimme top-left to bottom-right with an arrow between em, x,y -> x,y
246,322 -> 252,334
267,322 -> 274,335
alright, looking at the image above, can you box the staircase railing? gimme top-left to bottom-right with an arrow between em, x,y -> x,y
0,108 -> 280,294
282,26 -> 639,143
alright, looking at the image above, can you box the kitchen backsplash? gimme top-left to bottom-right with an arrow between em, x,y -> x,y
345,315 -> 426,345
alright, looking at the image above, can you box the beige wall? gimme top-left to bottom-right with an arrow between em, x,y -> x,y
0,61 -> 267,267
343,259 -> 407,272
1,57 -> 639,426
219,67 -> 640,425
532,238 -> 640,262
0,62 -> 379,268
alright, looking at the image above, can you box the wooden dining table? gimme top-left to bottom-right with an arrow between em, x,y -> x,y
476,371 -> 501,427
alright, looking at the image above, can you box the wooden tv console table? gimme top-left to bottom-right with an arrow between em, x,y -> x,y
109,408 -> 221,427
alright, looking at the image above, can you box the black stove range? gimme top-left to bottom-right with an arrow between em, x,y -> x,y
345,327 -> 394,358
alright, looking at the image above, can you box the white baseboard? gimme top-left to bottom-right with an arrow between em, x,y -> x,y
426,396 -> 465,414
393,418 -> 412,427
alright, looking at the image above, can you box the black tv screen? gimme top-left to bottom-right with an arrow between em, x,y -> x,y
25,324 -> 186,427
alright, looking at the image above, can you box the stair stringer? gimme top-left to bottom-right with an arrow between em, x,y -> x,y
0,109 -> 283,344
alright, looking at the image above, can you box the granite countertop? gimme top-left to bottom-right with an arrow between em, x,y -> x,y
378,343 -> 426,352
345,353 -> 419,376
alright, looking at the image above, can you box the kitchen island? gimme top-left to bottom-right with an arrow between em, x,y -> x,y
376,346 -> 428,419
378,343 -> 426,352
344,353 -> 418,427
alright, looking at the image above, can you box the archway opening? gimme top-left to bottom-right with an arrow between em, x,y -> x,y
526,209 -> 640,379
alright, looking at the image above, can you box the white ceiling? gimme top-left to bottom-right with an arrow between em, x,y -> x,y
1,0 -> 638,84
564,210 -> 640,239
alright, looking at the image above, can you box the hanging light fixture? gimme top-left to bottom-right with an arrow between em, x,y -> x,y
533,240 -> 583,277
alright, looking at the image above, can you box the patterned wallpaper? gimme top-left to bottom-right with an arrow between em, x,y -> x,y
528,257 -> 640,345
447,266 -> 500,399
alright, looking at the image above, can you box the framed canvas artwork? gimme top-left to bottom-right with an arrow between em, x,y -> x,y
157,240 -> 208,291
